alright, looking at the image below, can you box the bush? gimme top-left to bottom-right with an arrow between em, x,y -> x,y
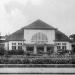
57,49 -> 69,55
0,49 -> 6,56
22,59 -> 30,64
7,50 -> 24,55
7,50 -> 16,55
17,50 -> 24,55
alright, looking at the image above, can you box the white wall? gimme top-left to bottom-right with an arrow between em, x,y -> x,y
5,29 -> 72,51
5,41 -> 24,50
4,42 -> 9,50
67,42 -> 72,50
24,29 -> 55,44
55,42 -> 72,50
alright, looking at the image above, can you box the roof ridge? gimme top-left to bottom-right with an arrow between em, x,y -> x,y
24,19 -> 56,30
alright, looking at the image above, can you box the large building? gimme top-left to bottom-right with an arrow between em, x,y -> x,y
5,20 -> 72,55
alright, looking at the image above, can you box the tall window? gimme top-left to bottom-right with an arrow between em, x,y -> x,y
18,46 -> 22,50
62,43 -> 66,50
18,43 -> 22,50
57,46 -> 61,50
62,46 -> 66,50
12,43 -> 16,50
31,32 -> 48,44
56,43 -> 61,50
12,46 -> 16,50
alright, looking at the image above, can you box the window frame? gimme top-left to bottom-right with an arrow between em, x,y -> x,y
18,46 -> 22,50
12,46 -> 16,50
18,43 -> 22,45
12,43 -> 16,45
57,46 -> 61,50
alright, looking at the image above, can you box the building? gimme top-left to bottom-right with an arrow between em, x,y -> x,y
0,35 -> 6,49
5,20 -> 72,55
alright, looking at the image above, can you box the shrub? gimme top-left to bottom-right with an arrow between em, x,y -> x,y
17,50 -> 24,55
7,50 -> 16,55
22,59 -> 30,64
0,48 -> 6,56
7,50 -> 24,55
57,49 -> 69,55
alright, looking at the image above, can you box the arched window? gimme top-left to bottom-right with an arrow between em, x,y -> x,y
31,32 -> 48,44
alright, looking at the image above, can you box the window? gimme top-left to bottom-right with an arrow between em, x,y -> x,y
56,42 -> 67,50
18,46 -> 22,50
57,46 -> 61,50
62,43 -> 67,50
18,43 -> 22,45
62,43 -> 66,45
57,43 -> 61,45
55,43 -> 61,45
12,46 -> 16,50
62,46 -> 66,50
12,43 -> 16,45
56,43 -> 61,50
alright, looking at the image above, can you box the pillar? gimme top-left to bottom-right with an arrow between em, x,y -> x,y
22,45 -> 26,52
24,45 -> 26,52
44,45 -> 47,56
34,45 -> 37,54
54,46 -> 57,53
44,45 -> 47,53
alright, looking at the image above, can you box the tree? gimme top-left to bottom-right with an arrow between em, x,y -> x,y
69,34 -> 75,41
69,34 -> 75,53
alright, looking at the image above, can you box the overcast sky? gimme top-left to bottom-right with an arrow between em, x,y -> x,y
0,0 -> 75,36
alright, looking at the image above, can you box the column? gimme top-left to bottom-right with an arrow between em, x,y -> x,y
54,46 -> 57,53
44,45 -> 47,56
24,45 -> 26,52
22,44 -> 26,52
34,45 -> 37,54
44,45 -> 47,53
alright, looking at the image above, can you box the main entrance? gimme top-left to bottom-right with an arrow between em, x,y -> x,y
24,44 -> 54,56
37,46 -> 44,55
47,46 -> 54,54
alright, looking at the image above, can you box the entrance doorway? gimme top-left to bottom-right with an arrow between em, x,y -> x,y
47,47 -> 54,55
37,46 -> 44,55
26,46 -> 34,54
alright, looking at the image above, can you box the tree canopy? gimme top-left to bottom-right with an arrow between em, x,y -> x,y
69,34 -> 75,41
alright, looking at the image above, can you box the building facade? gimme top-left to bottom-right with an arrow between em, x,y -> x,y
5,20 -> 72,55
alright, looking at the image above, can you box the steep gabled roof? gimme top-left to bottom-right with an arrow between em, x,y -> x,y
6,19 -> 56,41
55,30 -> 70,42
24,20 -> 56,30
5,19 -> 70,42
6,28 -> 24,41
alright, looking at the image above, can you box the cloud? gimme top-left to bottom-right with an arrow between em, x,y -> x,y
30,0 -> 44,5
5,1 -> 25,14
0,0 -> 75,35
0,0 -> 10,5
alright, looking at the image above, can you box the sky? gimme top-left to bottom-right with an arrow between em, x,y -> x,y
0,0 -> 75,36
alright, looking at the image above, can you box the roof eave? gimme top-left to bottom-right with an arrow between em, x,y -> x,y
24,28 -> 57,30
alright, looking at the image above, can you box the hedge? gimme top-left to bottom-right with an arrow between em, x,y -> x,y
0,57 -> 74,64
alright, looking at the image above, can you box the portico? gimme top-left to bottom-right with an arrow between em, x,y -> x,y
23,44 -> 54,55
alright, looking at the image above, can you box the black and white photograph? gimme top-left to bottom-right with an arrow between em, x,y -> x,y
0,0 -> 75,74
